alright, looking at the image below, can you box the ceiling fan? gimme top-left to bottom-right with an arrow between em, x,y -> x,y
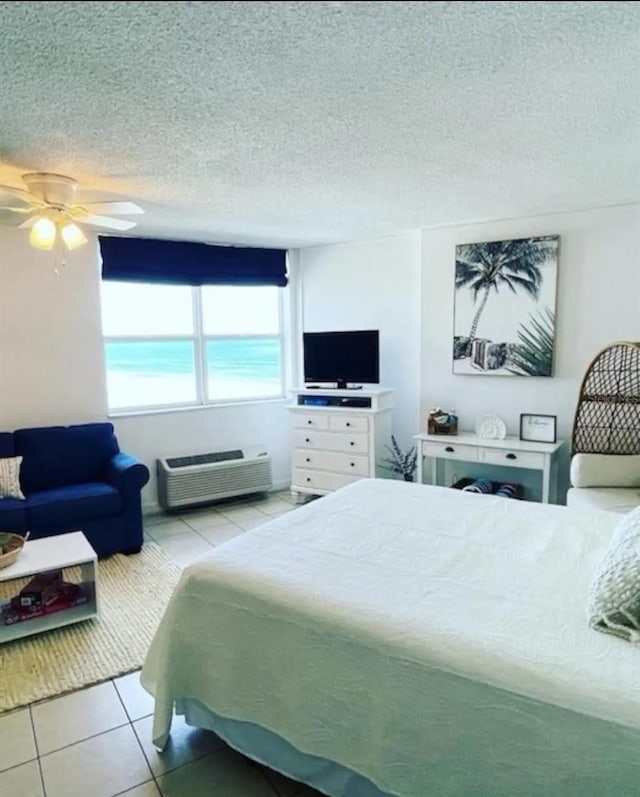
0,172 -> 144,251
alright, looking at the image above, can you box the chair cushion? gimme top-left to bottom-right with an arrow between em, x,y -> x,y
570,453 -> 640,488
0,498 -> 28,532
566,486 -> 640,514
26,483 -> 122,528
15,423 -> 120,494
588,504 -> 640,642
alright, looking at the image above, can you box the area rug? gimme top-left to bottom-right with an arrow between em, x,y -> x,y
0,542 -> 182,713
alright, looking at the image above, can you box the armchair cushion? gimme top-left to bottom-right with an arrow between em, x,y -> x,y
27,483 -> 122,528
15,423 -> 119,493
570,453 -> 640,488
0,497 -> 28,532
567,486 -> 640,514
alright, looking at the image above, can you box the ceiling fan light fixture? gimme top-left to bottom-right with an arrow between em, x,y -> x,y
29,216 -> 57,250
0,172 -> 145,252
60,221 -> 87,250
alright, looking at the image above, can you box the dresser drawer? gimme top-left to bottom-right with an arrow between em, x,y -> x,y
293,430 -> 369,454
292,412 -> 329,430
479,448 -> 544,469
292,467 -> 362,493
328,414 -> 368,433
423,441 -> 479,462
293,448 -> 370,477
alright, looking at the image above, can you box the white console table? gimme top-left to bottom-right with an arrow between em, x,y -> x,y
414,432 -> 564,504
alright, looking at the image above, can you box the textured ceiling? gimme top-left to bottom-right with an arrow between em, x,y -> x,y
0,1 -> 638,247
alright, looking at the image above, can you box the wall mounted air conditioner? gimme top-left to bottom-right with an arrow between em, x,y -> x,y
157,445 -> 272,510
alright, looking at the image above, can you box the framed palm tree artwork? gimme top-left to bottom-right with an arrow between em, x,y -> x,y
453,235 -> 559,376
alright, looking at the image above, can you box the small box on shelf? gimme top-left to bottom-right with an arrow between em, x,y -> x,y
2,578 -> 89,626
17,569 -> 63,608
427,409 -> 458,435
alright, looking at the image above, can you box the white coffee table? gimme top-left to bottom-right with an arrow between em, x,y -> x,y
0,531 -> 99,644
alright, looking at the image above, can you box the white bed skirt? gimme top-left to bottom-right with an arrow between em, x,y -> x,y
178,698 -> 389,797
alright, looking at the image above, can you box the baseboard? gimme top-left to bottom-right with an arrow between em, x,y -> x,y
142,501 -> 162,517
271,478 -> 291,492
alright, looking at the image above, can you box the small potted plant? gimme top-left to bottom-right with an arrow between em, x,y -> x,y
380,435 -> 418,482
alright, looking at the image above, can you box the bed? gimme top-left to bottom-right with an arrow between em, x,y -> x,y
141,479 -> 640,797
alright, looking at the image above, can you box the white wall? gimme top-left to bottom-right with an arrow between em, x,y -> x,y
0,229 -> 293,510
421,204 -> 640,497
0,231 -> 108,426
298,232 -> 422,453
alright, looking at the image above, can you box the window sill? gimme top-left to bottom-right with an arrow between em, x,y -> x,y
108,396 -> 288,419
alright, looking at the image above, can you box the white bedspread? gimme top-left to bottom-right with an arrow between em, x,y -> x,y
142,480 -> 640,796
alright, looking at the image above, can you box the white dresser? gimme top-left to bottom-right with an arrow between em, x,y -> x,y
289,388 -> 394,496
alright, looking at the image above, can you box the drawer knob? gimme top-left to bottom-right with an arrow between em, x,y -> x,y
305,457 -> 311,463
445,446 -> 454,453
305,437 -> 310,443
346,422 -> 351,427
307,420 -> 312,425
506,453 -> 517,460
306,477 -> 311,483
350,462 -> 355,467
349,441 -> 355,446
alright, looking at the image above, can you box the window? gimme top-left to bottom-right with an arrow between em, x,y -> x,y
101,282 -> 284,411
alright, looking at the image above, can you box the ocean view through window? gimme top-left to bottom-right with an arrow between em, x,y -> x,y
101,282 -> 284,411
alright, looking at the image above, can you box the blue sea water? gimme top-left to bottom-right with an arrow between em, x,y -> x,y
105,338 -> 281,380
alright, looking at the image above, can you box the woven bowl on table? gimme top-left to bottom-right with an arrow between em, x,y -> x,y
0,532 -> 27,570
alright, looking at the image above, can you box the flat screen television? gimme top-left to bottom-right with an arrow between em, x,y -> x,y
303,330 -> 379,389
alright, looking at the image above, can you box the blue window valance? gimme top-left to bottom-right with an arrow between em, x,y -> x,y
99,236 -> 288,287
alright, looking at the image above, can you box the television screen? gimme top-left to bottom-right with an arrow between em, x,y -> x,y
303,330 -> 379,387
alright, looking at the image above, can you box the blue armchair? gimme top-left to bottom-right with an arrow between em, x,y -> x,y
0,423 -> 150,558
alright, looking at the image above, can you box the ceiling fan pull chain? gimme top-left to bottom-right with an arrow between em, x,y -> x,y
53,240 -> 67,276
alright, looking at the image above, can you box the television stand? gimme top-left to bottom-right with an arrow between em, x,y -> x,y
288,387 -> 394,497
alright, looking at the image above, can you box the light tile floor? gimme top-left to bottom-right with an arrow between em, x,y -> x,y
0,491 -> 321,797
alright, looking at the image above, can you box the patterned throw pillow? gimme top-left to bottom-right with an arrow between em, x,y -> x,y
0,456 -> 25,500
588,505 -> 640,642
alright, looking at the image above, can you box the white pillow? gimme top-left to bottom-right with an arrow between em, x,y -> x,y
0,455 -> 25,500
571,453 -> 640,488
588,505 -> 640,642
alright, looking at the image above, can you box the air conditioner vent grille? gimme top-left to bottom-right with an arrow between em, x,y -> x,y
157,447 -> 272,509
166,450 -> 244,468
166,461 -> 269,501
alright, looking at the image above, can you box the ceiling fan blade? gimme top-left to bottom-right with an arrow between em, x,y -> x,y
0,205 -> 34,214
0,184 -> 45,207
81,214 -> 138,231
77,201 -> 144,215
18,215 -> 39,228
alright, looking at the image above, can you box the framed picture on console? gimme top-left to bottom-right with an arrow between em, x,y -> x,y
520,413 -> 557,444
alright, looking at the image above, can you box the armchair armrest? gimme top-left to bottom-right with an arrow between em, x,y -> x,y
106,452 -> 150,493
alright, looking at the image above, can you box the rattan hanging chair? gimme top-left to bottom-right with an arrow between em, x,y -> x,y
571,341 -> 640,456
